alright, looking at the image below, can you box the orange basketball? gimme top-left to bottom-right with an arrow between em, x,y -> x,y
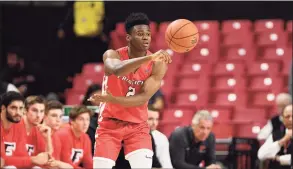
165,19 -> 199,53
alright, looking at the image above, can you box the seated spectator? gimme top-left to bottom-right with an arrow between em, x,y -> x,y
82,84 -> 102,155
169,110 -> 221,169
258,104 -> 292,168
56,106 -> 93,169
0,91 -> 50,168
258,93 -> 292,140
147,108 -> 173,168
148,89 -> 165,111
289,61 -> 292,96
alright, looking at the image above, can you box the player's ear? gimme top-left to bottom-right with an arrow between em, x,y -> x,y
1,105 -> 6,113
126,34 -> 131,42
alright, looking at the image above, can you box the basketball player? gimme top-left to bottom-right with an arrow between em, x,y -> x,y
89,13 -> 172,169
0,91 -> 50,168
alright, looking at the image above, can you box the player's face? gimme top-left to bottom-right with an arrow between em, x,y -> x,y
72,113 -> 90,133
282,105 -> 292,129
193,119 -> 213,141
128,25 -> 151,51
147,110 -> 159,131
44,109 -> 63,131
2,100 -> 24,123
26,103 -> 45,126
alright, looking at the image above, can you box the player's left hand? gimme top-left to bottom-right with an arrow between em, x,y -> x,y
88,91 -> 114,104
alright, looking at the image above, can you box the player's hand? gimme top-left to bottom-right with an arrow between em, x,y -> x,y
31,152 -> 50,165
47,159 -> 59,168
151,50 -> 172,64
37,124 -> 51,139
88,91 -> 114,104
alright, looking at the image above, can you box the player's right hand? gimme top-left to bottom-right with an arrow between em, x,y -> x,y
151,50 -> 172,64
31,152 -> 50,165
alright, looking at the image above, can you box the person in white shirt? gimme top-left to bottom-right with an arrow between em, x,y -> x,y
147,109 -> 173,169
258,104 -> 292,168
257,93 -> 292,140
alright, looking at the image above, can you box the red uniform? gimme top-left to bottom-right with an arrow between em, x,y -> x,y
1,120 -> 33,168
57,127 -> 93,169
51,132 -> 62,160
20,119 -> 46,156
94,46 -> 153,161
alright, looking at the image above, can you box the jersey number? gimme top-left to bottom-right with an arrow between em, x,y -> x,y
126,86 -> 135,97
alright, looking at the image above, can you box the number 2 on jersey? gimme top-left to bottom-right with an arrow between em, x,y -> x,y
126,86 -> 135,97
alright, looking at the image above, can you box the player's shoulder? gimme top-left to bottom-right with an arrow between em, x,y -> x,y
55,127 -> 70,137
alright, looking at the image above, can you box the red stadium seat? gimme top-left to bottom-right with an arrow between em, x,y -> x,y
177,76 -> 210,92
248,76 -> 283,92
233,108 -> 267,123
65,89 -> 85,105
287,20 -> 292,32
210,91 -> 247,109
257,32 -> 288,47
174,91 -> 208,109
212,122 -> 234,138
222,20 -> 252,34
158,120 -> 181,138
254,19 -> 284,33
194,20 -> 220,34
186,46 -> 219,63
222,32 -> 254,47
155,34 -> 169,50
82,63 -> 104,76
249,91 -> 277,107
162,108 -> 195,126
180,62 -> 211,77
72,74 -> 103,92
110,32 -> 127,49
212,62 -> 245,76
116,22 -> 126,36
211,76 -> 246,92
158,21 -> 171,34
247,62 -> 280,76
224,47 -> 256,63
206,107 -> 233,122
197,32 -> 220,47
262,46 -> 291,63
234,121 -> 266,138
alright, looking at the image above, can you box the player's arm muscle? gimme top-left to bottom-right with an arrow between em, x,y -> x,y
111,62 -> 167,107
103,49 -> 153,76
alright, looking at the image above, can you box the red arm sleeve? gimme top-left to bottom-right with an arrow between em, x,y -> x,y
82,135 -> 93,169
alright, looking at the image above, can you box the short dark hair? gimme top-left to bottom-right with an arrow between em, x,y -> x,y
45,100 -> 63,115
0,91 -> 25,112
25,95 -> 46,110
69,105 -> 93,121
125,12 -> 150,34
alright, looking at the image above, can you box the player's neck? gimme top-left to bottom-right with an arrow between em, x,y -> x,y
128,46 -> 147,59
71,126 -> 82,138
23,116 -> 33,133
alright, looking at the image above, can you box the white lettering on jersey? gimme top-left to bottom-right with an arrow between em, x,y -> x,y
4,142 -> 16,156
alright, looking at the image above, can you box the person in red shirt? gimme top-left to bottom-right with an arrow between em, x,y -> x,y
56,106 -> 93,169
42,100 -> 73,169
89,13 -> 171,169
22,95 -> 53,156
0,91 -> 50,168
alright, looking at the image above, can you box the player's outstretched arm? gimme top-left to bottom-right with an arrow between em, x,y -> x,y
103,49 -> 171,76
107,61 -> 167,107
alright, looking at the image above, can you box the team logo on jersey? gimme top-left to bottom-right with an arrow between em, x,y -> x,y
26,144 -> 35,156
71,148 -> 84,163
4,142 -> 16,156
117,76 -> 144,86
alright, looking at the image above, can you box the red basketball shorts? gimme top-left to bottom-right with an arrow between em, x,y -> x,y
94,117 -> 152,161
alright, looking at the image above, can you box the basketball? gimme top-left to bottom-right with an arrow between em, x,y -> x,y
165,19 -> 199,53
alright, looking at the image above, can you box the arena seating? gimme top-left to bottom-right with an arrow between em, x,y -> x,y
65,19 -> 292,139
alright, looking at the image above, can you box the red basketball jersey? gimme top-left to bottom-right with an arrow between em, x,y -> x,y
99,46 -> 154,123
